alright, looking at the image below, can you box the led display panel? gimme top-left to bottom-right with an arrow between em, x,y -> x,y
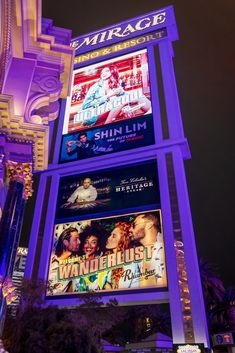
63,48 -> 152,134
59,49 -> 155,162
46,160 -> 167,296
55,160 -> 160,220
47,210 -> 166,296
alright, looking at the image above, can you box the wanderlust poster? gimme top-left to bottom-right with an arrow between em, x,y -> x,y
55,160 -> 160,219
59,114 -> 155,163
46,210 -> 167,296
62,48 -> 152,135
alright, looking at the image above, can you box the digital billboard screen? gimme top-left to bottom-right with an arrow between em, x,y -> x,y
47,210 -> 167,296
63,48 -> 152,135
55,160 -> 160,220
59,115 -> 154,163
59,48 -> 155,163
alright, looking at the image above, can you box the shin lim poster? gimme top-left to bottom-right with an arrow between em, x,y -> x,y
59,114 -> 154,163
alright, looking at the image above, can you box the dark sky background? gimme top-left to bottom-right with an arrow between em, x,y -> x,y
41,0 -> 235,286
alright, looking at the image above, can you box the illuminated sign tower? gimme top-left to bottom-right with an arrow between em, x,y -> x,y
25,6 -> 209,346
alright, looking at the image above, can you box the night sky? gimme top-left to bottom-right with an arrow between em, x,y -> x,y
41,0 -> 235,286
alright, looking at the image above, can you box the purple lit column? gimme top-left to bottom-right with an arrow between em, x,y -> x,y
0,181 -> 25,334
158,37 -> 209,346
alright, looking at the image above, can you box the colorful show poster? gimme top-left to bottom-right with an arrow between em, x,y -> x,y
56,160 -> 160,219
46,210 -> 167,296
62,48 -> 152,135
59,114 -> 154,162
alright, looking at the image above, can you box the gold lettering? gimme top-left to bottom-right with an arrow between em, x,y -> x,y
90,258 -> 99,272
121,24 -> 136,36
70,264 -> 78,278
145,245 -> 153,260
152,12 -> 166,26
91,51 -> 99,58
102,48 -> 112,55
73,11 -> 167,51
75,53 -> 91,63
107,27 -> 122,40
146,34 -> 157,42
74,30 -> 165,64
77,34 -> 100,50
135,18 -> 151,31
136,37 -> 147,44
135,246 -> 144,261
59,265 -> 71,280
71,40 -> 79,48
125,248 -> 134,263
117,251 -> 124,265
79,261 -> 89,275
99,256 -> 107,270
130,39 -> 137,46
107,253 -> 117,268
113,44 -> 123,51
122,41 -> 132,49
99,31 -> 107,43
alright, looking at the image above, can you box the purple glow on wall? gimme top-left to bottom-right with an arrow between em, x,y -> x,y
24,5 -> 209,347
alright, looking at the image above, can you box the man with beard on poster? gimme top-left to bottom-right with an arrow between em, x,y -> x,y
55,227 -> 81,260
128,213 -> 165,288
48,227 -> 81,294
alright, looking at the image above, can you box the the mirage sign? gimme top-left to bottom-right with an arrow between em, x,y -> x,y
71,7 -> 175,54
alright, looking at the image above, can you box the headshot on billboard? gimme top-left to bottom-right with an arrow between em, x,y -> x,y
56,160 -> 160,220
46,210 -> 167,296
62,48 -> 152,135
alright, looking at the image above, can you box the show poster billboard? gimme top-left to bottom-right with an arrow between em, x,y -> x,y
56,160 -> 160,219
59,114 -> 154,163
46,210 -> 167,296
63,48 -> 152,135
60,48 -> 155,163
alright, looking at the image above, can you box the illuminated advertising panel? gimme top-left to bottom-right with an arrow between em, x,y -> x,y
59,115 -> 154,163
46,210 -> 167,296
47,160 -> 166,296
63,49 -> 152,135
173,345 -> 205,353
60,49 -> 155,162
56,160 -> 160,219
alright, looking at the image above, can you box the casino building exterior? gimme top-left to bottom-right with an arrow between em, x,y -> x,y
0,1 -> 209,348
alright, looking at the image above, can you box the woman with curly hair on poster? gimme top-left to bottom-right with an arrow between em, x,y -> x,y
73,224 -> 112,292
106,221 -> 132,289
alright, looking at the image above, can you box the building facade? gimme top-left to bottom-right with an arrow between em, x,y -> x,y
0,0 -> 74,331
1,3 -> 209,347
